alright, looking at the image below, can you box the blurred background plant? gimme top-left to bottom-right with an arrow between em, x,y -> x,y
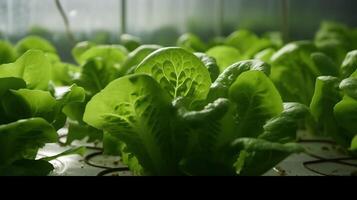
0,0 -> 356,62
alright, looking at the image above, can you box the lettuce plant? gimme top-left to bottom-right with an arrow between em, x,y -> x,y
83,47 -> 307,176
0,21 -> 356,176
177,33 -> 207,53
0,76 -> 85,175
63,43 -> 131,144
309,50 -> 357,151
0,45 -> 86,175
0,41 -> 17,64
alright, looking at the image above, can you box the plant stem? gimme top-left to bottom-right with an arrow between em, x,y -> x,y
55,0 -> 75,44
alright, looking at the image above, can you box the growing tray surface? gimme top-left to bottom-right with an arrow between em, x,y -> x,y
38,135 -> 357,176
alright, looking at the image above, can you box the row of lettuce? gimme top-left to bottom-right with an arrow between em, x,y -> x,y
0,21 -> 356,176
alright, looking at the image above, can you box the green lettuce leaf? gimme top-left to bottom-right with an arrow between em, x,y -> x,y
231,138 -> 304,176
311,52 -> 340,77
177,33 -> 207,52
334,96 -> 357,141
229,70 -> 283,138
120,34 -> 141,52
225,29 -> 273,59
0,41 -> 17,64
15,35 -> 57,55
341,50 -> 357,78
66,121 -> 102,145
314,21 -> 355,64
1,89 -> 57,122
84,74 -> 179,175
0,77 -> 26,97
208,60 -> 270,101
309,76 -> 342,139
0,118 -> 57,165
260,103 -> 310,143
77,45 -> 127,66
270,41 -> 318,105
206,45 -> 241,72
72,41 -> 96,64
194,52 -> 220,82
121,45 -> 162,75
0,50 -> 51,90
339,77 -> 357,100
75,59 -> 120,96
136,47 -> 211,108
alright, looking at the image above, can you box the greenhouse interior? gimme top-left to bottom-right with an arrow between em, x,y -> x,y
0,0 -> 357,176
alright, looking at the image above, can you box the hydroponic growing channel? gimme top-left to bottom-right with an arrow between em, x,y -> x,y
0,0 -> 357,176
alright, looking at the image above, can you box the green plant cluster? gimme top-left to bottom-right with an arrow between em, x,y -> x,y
0,21 -> 357,176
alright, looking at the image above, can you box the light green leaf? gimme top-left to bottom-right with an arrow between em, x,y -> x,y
0,77 -> 26,97
334,96 -> 357,139
72,41 -> 96,64
231,138 -> 304,153
60,85 -> 88,124
315,21 -> 353,64
263,31 -> 283,48
270,41 -> 318,105
50,62 -> 79,86
174,98 -> 235,176
0,41 -> 17,64
309,76 -> 342,139
177,33 -> 207,52
78,45 -> 127,66
15,35 -> 56,55
194,52 -> 220,82
121,45 -> 162,75
206,45 -> 241,72
231,138 -> 304,176
254,48 -> 276,63
44,52 -> 78,86
1,89 -> 57,122
120,34 -> 141,52
62,101 -> 86,123
120,143 -> 143,175
340,77 -> 357,101
136,47 -> 211,108
0,118 -> 57,165
57,84 -> 86,108
225,30 -> 259,53
260,103 -> 310,143
66,121 -> 102,145
311,52 -> 340,76
341,50 -> 357,78
102,131 -> 122,155
0,77 -> 26,124
208,60 -> 270,101
229,70 -> 283,138
0,50 -> 51,90
175,98 -> 230,123
225,29 -> 273,59
75,59 -> 120,95
351,69 -> 357,78
84,74 -> 178,175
